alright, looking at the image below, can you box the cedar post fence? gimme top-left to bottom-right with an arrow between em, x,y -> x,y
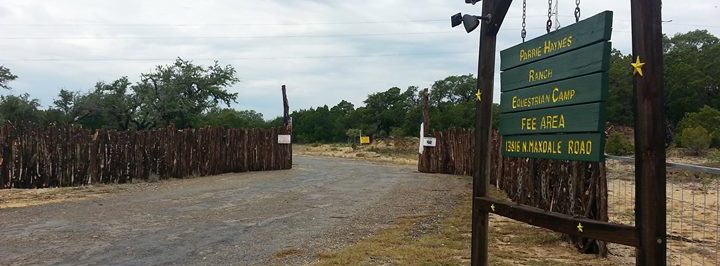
0,124 -> 292,189
419,129 -> 610,253
0,86 -> 294,189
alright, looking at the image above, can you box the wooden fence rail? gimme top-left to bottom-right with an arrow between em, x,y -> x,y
419,128 -> 608,254
0,123 -> 292,189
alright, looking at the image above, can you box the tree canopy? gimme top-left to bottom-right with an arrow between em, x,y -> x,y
0,66 -> 18,90
1,59 -> 239,130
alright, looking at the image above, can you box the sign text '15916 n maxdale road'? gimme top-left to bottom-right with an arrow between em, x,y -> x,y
498,11 -> 613,162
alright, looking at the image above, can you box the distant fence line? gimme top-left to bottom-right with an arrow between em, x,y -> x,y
418,128 -> 608,254
0,123 -> 292,189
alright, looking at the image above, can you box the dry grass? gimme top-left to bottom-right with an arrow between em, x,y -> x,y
273,248 -> 305,259
0,185 -> 119,209
313,183 -> 619,265
294,138 -> 419,166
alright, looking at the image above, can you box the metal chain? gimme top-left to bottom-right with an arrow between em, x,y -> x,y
546,0 -> 553,33
553,0 -> 561,30
521,0 -> 527,42
575,0 -> 581,23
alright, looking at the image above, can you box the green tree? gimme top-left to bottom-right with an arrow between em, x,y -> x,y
0,94 -> 41,123
73,77 -> 139,130
607,49 -> 634,126
133,58 -> 239,128
197,108 -> 267,128
0,66 -> 17,90
364,86 -> 418,136
664,30 -> 720,125
430,74 -> 477,106
428,75 -> 477,130
53,89 -> 78,116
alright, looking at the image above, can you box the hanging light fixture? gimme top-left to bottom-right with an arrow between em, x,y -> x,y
450,0 -> 511,34
450,13 -> 488,33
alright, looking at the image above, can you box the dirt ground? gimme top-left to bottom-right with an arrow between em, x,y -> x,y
0,155 -> 468,266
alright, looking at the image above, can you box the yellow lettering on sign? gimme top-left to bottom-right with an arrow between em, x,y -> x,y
511,86 -> 580,110
552,87 -> 576,103
567,140 -> 593,155
505,140 -> 522,152
518,36 -> 574,62
513,139 -> 564,155
540,114 -> 566,129
529,69 -> 553,82
511,94 -> 552,110
544,36 -> 574,54
520,46 -> 543,62
521,117 -> 537,131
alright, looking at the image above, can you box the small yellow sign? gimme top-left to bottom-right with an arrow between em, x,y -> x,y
360,136 -> 371,144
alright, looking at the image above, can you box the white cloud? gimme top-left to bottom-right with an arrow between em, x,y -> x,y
1,0 -> 718,118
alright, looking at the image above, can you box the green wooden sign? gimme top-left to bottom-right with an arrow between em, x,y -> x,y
501,41 -> 611,92
502,133 -> 605,162
498,11 -> 613,162
499,103 -> 605,136
500,11 -> 613,71
500,73 -> 608,113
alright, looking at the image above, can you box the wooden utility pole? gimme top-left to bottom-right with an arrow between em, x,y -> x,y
472,0 -> 496,265
422,88 -> 430,137
282,85 -> 290,129
281,85 -> 292,166
420,88 -> 431,172
631,0 -> 666,264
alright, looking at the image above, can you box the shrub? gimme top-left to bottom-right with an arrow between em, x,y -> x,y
605,132 -> 634,156
677,106 -> 720,147
677,126 -> 712,155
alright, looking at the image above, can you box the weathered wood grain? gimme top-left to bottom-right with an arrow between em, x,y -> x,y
475,196 -> 638,247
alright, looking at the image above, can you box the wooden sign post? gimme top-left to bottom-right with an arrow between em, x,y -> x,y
631,0 -> 666,264
471,0 -> 512,265
465,1 -> 665,265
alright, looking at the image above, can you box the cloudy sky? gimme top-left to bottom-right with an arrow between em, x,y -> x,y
1,0 -> 719,119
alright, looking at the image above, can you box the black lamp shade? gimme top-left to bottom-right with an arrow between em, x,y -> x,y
462,14 -> 480,33
451,13 -> 463,27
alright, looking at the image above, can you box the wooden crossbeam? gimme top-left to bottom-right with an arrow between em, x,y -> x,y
476,197 -> 639,247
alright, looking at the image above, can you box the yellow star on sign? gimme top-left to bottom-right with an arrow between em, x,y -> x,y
577,223 -> 584,233
490,204 -> 496,212
476,89 -> 482,102
631,56 -> 645,77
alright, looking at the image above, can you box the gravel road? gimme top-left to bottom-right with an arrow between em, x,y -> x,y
0,155 -> 468,266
